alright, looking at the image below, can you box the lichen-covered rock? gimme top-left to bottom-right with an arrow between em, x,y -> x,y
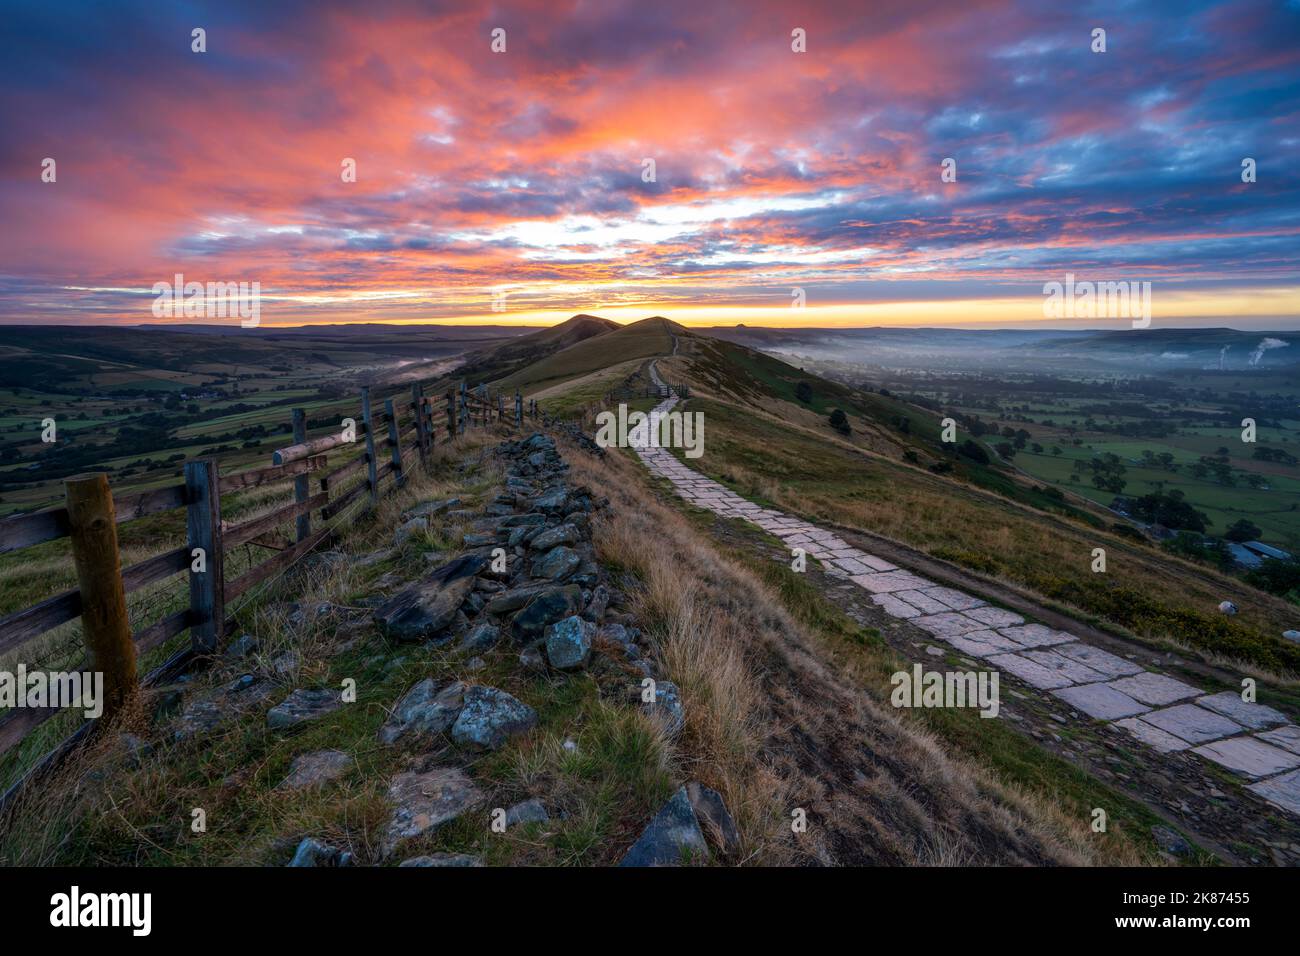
529,524 -> 580,551
532,545 -> 581,581
381,767 -> 486,859
373,554 -> 486,641
510,585 -> 582,643
644,680 -> 684,737
685,781 -> 740,855
403,498 -> 460,520
394,516 -> 428,547
225,633 -> 260,659
378,679 -> 466,744
288,837 -> 354,867
267,688 -> 343,730
533,487 -> 569,512
618,786 -> 708,867
174,674 -> 275,741
279,749 -> 354,790
461,621 -> 501,652
505,798 -> 549,827
451,686 -> 538,750
545,615 -> 594,670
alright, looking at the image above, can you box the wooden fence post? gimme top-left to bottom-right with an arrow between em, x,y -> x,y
385,398 -> 405,488
515,390 -> 522,426
64,473 -> 138,722
361,387 -> 379,507
291,408 -> 310,543
459,382 -> 468,435
445,389 -> 455,441
411,384 -> 430,470
184,458 -> 225,655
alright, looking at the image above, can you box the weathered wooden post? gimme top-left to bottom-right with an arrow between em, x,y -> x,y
291,408 -> 310,543
458,381 -> 468,435
64,473 -> 138,722
184,458 -> 225,655
515,390 -> 522,427
361,387 -> 379,507
411,384 -> 430,469
497,393 -> 504,422
384,398 -> 405,488
444,389 -> 455,442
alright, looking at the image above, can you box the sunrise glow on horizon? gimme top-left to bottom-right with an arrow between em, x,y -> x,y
2,0 -> 1298,330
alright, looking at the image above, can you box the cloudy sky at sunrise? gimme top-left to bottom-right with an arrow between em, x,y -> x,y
1,0 -> 1298,329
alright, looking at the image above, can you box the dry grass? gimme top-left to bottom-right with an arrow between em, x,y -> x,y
567,440 -> 1135,865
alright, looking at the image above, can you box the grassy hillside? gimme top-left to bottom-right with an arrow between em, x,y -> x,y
540,327 -> 1300,681
455,314 -> 620,386
495,317 -> 677,394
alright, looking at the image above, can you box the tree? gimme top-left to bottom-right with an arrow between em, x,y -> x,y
995,441 -> 1015,460
1129,489 -> 1209,532
1225,518 -> 1262,542
958,440 -> 989,465
1244,558 -> 1300,601
828,409 -> 850,435
795,381 -> 813,404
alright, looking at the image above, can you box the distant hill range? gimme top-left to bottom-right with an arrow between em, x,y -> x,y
701,326 -> 1299,371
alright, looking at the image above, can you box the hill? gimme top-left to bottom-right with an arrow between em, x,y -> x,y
492,316 -> 679,393
454,314 -> 620,385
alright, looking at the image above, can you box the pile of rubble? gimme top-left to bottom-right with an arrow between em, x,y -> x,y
269,431 -> 731,865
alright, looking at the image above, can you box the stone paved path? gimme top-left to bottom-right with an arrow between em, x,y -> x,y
632,391 -> 1300,818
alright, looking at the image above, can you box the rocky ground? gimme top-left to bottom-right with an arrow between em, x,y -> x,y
154,432 -> 734,867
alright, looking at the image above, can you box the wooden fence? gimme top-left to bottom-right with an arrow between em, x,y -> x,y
0,382 -> 539,768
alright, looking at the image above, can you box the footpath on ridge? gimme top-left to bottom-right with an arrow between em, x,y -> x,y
626,374 -> 1300,862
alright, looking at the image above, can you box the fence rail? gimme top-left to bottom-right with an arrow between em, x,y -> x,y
0,381 -> 542,770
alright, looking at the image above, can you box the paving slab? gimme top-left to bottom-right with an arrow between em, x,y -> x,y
892,589 -> 950,615
1247,768 -> 1300,816
1021,648 -> 1108,684
835,557 -> 875,575
1106,672 -> 1202,706
858,555 -> 898,571
1052,682 -> 1150,720
995,624 -> 1076,648
914,612 -> 991,639
1114,717 -> 1191,753
1257,725 -> 1300,756
987,652 -> 1076,690
850,570 -> 934,593
1141,703 -> 1243,744
871,593 -> 923,619
962,606 -> 1025,628
947,630 -> 1023,658
1194,692 -> 1288,730
1193,737 -> 1300,779
917,586 -> 985,611
1054,643 -> 1144,678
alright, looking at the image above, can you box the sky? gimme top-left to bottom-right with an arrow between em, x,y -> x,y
0,0 -> 1298,330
